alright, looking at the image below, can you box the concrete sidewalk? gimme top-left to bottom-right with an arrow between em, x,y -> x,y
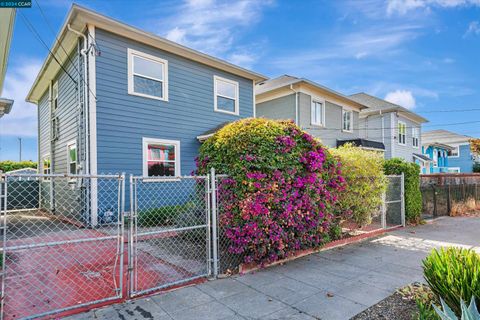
67,217 -> 480,320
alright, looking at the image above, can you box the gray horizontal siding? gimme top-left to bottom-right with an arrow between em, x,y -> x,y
298,93 -> 360,148
256,94 -> 296,121
94,28 -> 254,175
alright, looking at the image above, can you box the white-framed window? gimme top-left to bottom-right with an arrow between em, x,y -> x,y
42,154 -> 51,181
127,48 -> 168,101
448,167 -> 461,173
51,116 -> 59,140
311,99 -> 324,126
67,141 -> 77,175
398,121 -> 407,145
214,75 -> 239,115
342,109 -> 353,132
449,146 -> 460,157
412,127 -> 419,148
52,80 -> 59,111
142,137 -> 180,177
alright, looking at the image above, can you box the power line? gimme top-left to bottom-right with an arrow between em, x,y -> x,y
33,0 -> 97,101
18,10 -> 77,85
419,108 -> 480,114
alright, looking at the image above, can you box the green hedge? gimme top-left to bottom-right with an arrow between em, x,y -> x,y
0,160 -> 37,173
330,144 -> 387,226
383,158 -> 422,223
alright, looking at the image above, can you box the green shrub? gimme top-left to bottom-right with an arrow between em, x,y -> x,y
423,247 -> 480,316
383,158 -> 422,223
0,160 -> 37,173
330,144 -> 387,226
137,202 -> 194,227
196,118 -> 344,264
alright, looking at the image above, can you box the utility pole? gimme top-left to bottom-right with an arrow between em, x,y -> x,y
18,137 -> 22,161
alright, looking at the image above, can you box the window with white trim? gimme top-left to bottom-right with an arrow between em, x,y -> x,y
52,81 -> 59,111
214,76 -> 239,115
311,100 -> 324,126
342,109 -> 353,132
143,138 -> 180,177
67,142 -> 77,175
43,155 -> 51,175
412,127 -> 419,148
128,48 -> 168,100
398,121 -> 406,145
448,146 -> 459,157
51,116 -> 59,140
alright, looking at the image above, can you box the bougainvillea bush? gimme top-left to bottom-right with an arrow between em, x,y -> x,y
196,118 -> 344,264
330,144 -> 387,226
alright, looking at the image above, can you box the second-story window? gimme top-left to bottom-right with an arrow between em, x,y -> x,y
214,76 -> 239,115
342,109 -> 353,132
398,121 -> 407,145
52,81 -> 59,111
128,48 -> 168,101
412,127 -> 419,148
311,100 -> 324,126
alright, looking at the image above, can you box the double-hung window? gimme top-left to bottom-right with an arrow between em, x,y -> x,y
342,109 -> 353,132
398,121 -> 407,145
67,141 -> 77,175
52,81 -> 59,111
51,116 -> 59,140
128,48 -> 168,101
214,76 -> 239,115
449,146 -> 460,157
311,99 -> 324,126
412,127 -> 419,148
43,155 -> 51,175
143,138 -> 180,177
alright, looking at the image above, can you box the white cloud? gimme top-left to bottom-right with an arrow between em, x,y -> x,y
160,0 -> 273,67
387,0 -> 480,15
464,21 -> 480,37
0,60 -> 41,137
385,90 -> 417,109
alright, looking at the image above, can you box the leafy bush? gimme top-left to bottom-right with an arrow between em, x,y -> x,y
196,118 -> 344,264
0,160 -> 37,173
138,202 -> 194,227
423,247 -> 480,316
383,158 -> 422,223
330,144 -> 387,226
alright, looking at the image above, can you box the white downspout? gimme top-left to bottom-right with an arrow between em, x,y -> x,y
290,84 -> 299,125
67,24 -> 89,176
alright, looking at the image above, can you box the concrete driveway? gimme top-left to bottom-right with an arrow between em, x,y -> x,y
67,217 -> 480,320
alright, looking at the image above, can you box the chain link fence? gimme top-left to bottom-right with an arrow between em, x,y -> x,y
382,174 -> 405,228
0,173 -> 125,320
129,175 -> 211,297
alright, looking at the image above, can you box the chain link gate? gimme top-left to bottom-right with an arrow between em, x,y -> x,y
128,174 -> 212,297
0,173 -> 125,320
381,174 -> 406,229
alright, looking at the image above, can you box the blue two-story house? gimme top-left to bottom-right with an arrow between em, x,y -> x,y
26,5 -> 266,226
422,130 -> 478,173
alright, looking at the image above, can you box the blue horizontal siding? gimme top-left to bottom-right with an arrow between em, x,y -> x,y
94,28 -> 254,178
448,144 -> 474,173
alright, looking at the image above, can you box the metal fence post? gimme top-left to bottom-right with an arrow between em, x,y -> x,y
128,174 -> 134,296
381,190 -> 387,229
400,172 -> 405,227
206,173 -> 211,278
118,173 -> 125,298
210,168 -> 218,278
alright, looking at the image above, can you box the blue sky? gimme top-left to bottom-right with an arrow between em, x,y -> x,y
1,0 -> 480,161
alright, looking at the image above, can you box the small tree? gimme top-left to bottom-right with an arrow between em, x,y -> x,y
330,144 -> 387,226
383,158 -> 422,223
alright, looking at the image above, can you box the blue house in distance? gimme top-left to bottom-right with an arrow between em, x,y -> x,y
420,143 -> 452,174
423,130 -> 478,173
26,5 -> 266,226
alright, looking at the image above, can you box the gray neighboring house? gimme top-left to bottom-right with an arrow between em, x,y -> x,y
256,75 -> 384,150
349,93 -> 429,164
